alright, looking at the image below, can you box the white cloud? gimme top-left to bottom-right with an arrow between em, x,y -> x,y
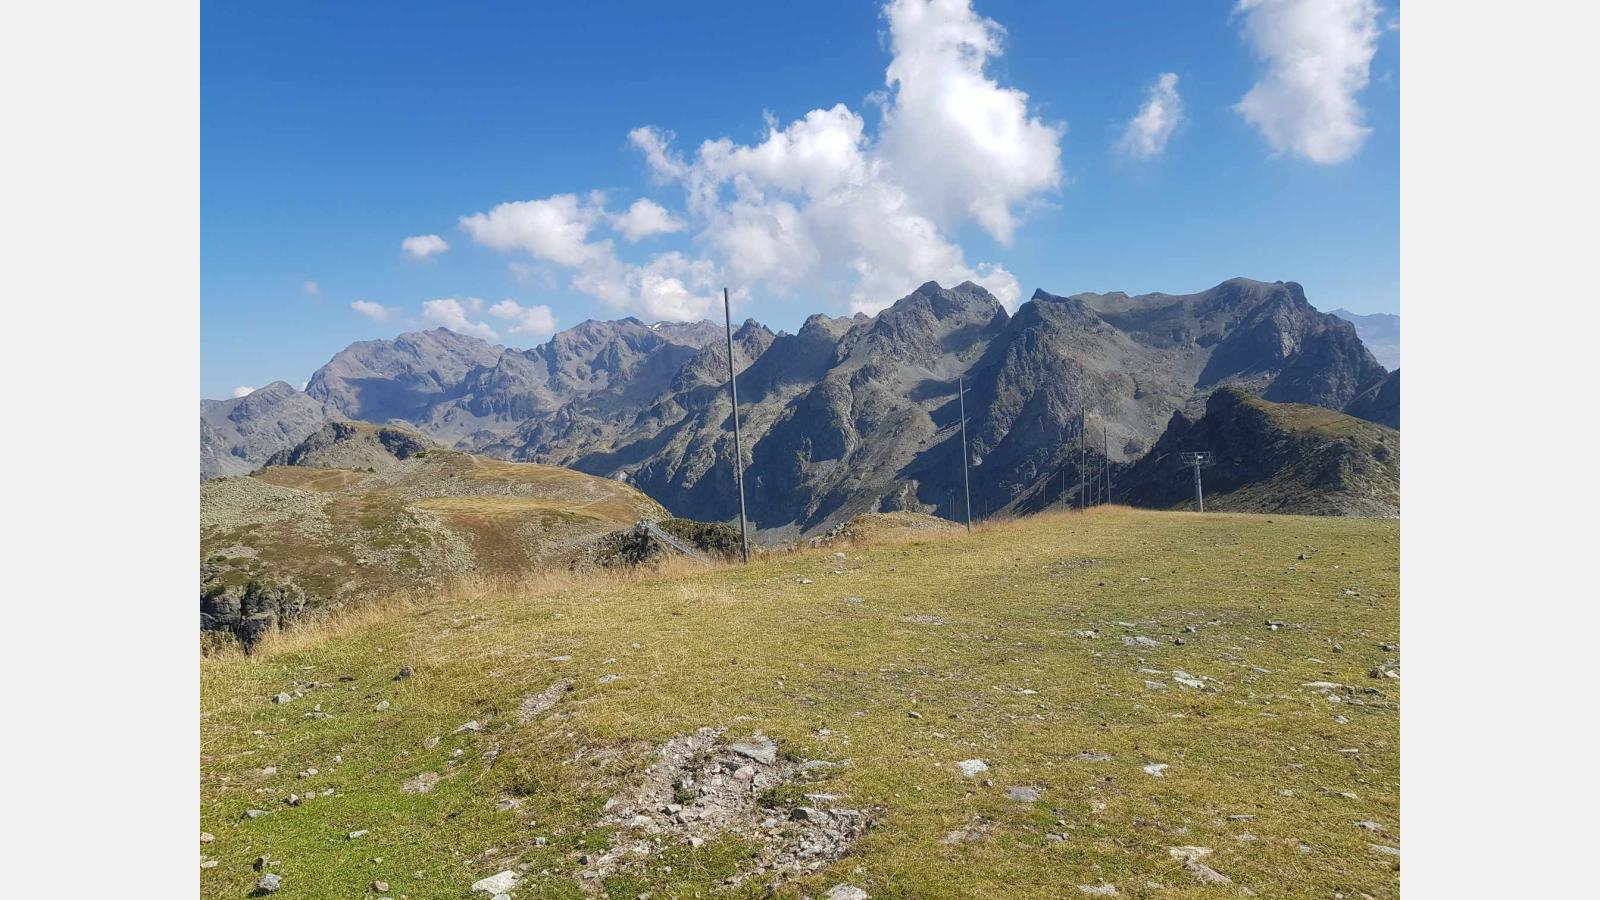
488,299 -> 559,339
610,198 -> 686,242
876,0 -> 1064,244
232,386 -> 256,398
350,300 -> 396,322
420,298 -> 499,341
464,0 -> 1059,319
297,381 -> 308,391
459,193 -> 609,267
401,233 -> 450,259
1234,0 -> 1382,164
302,280 -> 320,297
1117,73 -> 1184,160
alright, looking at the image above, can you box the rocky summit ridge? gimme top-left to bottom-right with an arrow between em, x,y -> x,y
203,278 -> 1397,533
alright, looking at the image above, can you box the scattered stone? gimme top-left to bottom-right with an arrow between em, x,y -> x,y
1380,643 -> 1397,652
256,873 -> 282,893
1169,846 -> 1231,884
1075,630 -> 1099,638
1144,680 -> 1167,690
1172,670 -> 1205,689
401,772 -> 441,794
797,577 -> 814,585
496,798 -> 521,812
597,673 -> 619,685
471,870 -> 520,893
423,736 -> 440,750
348,829 -> 369,839
1007,785 -> 1042,802
907,711 -> 923,719
1123,636 -> 1160,648
200,858 -> 217,869
455,720 -> 484,733
272,693 -> 292,704
1265,620 -> 1288,630
200,832 -> 213,844
1332,642 -> 1344,653
845,596 -> 865,604
1078,882 -> 1118,895
395,666 -> 414,680
1369,844 -> 1401,857
729,734 -> 779,765
1355,820 -> 1386,833
285,794 -> 301,806
1142,763 -> 1169,777
548,655 -> 572,663
374,700 -> 390,711
371,881 -> 389,893
956,759 -> 989,777
242,809 -> 267,819
1073,750 -> 1113,762
260,766 -> 277,776
1173,637 -> 1186,646
824,886 -> 869,900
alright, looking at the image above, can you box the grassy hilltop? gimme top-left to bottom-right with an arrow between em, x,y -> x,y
200,507 -> 1399,899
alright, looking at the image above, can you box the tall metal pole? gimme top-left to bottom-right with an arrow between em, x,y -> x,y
1192,457 -> 1205,513
1079,411 -> 1086,510
1103,425 -> 1110,506
958,375 -> 972,533
723,288 -> 749,563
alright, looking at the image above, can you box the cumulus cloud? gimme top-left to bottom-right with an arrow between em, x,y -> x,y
420,298 -> 499,341
876,0 -> 1063,244
1234,0 -> 1382,164
488,299 -> 559,338
459,193 -> 609,267
462,1 -> 1056,320
610,198 -> 686,242
401,233 -> 449,259
232,386 -> 256,398
1117,73 -> 1183,160
350,299 -> 396,322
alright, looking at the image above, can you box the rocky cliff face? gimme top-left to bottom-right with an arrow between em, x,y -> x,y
202,278 -> 1396,533
1344,369 -> 1400,429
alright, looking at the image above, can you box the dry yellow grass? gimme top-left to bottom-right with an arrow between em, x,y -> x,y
201,507 -> 1399,898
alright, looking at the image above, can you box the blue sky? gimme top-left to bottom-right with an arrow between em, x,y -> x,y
203,0 -> 1398,398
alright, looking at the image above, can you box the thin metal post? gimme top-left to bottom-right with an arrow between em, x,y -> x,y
723,288 -> 749,563
1103,425 -> 1110,506
958,375 -> 972,533
1079,411 -> 1086,510
1193,457 -> 1205,513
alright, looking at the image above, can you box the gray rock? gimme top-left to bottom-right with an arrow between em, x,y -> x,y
395,666 -> 414,680
1007,785 -> 1042,802
471,870 -> 520,893
272,692 -> 292,704
956,759 -> 989,777
824,886 -> 869,900
729,734 -> 778,765
256,873 -> 282,892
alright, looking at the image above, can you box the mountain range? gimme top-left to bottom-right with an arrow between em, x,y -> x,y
203,277 -> 1397,536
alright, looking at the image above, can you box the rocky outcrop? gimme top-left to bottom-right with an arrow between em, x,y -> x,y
263,421 -> 431,471
1116,388 -> 1399,516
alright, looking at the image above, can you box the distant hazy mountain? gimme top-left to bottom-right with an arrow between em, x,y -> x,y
200,278 -> 1395,534
1329,308 -> 1399,369
200,381 -> 330,479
